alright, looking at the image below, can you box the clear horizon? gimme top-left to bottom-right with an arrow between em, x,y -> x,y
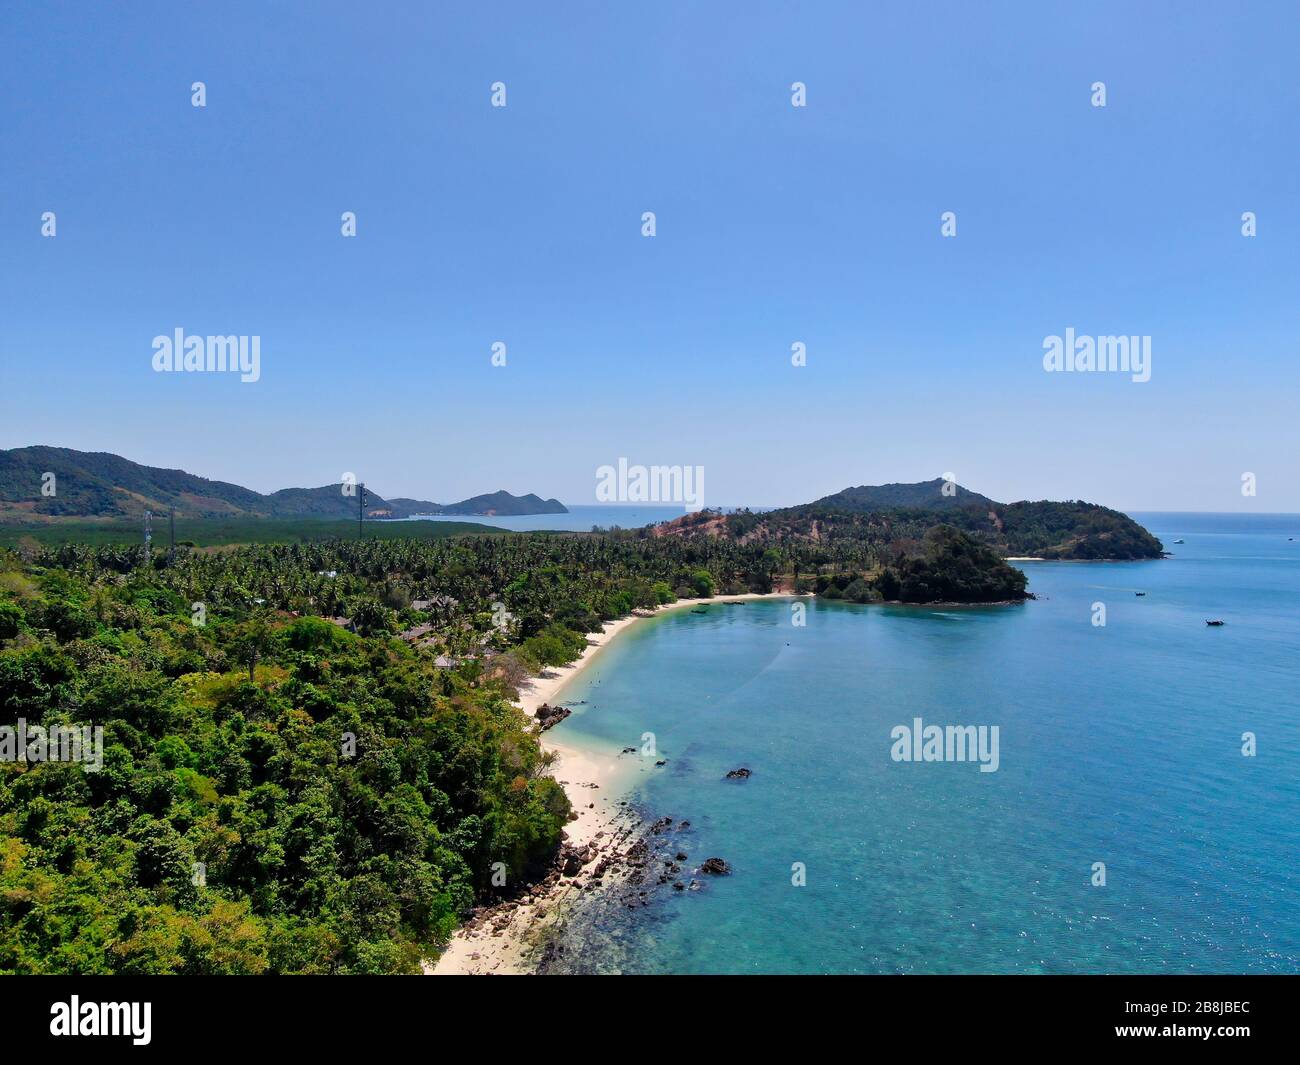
8,443 -> 1300,516
2,1 -> 1297,512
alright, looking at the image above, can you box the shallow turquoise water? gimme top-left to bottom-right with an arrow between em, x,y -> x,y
546,515 -> 1300,974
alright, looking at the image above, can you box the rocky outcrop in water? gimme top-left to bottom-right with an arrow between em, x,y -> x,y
532,809 -> 731,972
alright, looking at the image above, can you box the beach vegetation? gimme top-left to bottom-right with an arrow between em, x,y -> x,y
0,508 -> 1042,973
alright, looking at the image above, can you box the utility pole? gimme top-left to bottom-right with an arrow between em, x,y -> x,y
358,482 -> 366,540
144,509 -> 177,561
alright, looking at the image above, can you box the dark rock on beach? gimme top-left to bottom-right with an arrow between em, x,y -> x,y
700,857 -> 731,875
534,703 -> 572,731
558,840 -> 601,878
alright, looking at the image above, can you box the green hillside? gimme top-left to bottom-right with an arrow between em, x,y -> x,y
0,447 -> 566,521
439,490 -> 568,516
663,480 -> 1165,561
812,478 -> 996,511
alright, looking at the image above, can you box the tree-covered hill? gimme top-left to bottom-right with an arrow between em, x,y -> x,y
812,478 -> 997,511
0,446 -> 265,519
994,500 -> 1166,559
808,525 -> 1027,604
659,480 -> 1164,561
0,447 -> 567,521
438,491 -> 568,516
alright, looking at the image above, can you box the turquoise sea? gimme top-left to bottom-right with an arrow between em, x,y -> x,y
543,513 -> 1300,974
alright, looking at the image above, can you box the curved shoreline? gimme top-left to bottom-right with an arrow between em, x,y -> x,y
518,591 -> 792,716
429,591 -> 794,975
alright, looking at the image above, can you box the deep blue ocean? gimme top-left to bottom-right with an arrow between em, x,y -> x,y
544,513 -> 1300,974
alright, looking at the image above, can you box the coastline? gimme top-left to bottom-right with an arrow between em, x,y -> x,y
429,591 -> 793,975
515,591 -> 788,717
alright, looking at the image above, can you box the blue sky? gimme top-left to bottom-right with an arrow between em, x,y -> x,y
2,1 -> 1297,510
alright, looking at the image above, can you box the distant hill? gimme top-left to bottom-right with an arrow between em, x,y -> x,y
0,447 -> 566,520
384,497 -> 443,516
813,478 -> 996,511
655,479 -> 1164,561
0,446 -> 267,518
438,490 -> 567,516
260,486 -> 381,520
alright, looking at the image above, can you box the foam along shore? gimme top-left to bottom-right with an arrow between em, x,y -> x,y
429,591 -> 794,975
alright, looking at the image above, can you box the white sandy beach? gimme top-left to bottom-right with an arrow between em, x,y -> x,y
429,591 -> 791,975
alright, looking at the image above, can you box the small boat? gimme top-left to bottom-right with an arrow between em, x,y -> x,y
1173,539 -> 1185,544
690,608 -> 708,614
1205,619 -> 1225,626
1135,591 -> 1146,597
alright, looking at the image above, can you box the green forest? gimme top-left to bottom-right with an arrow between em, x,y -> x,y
0,516 -> 499,550
709,498 -> 1165,561
0,522 -> 1034,973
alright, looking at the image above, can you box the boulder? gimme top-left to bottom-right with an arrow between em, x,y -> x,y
534,703 -> 572,731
